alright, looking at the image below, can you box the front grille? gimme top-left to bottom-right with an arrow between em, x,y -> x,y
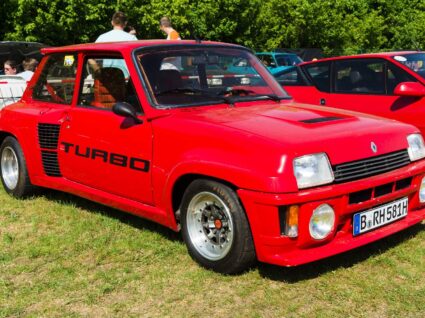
333,150 -> 410,183
41,151 -> 61,177
38,123 -> 60,149
348,177 -> 412,204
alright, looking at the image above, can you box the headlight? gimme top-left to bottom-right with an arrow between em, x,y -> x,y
293,153 -> 334,189
309,204 -> 335,240
407,133 -> 425,161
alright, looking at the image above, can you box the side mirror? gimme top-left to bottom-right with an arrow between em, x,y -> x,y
112,102 -> 143,124
394,82 -> 425,97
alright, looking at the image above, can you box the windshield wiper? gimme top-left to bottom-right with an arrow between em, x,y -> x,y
156,87 -> 232,104
217,88 -> 283,103
217,88 -> 255,96
256,94 -> 284,102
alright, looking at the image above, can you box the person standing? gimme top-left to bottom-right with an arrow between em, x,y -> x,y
159,16 -> 181,40
17,58 -> 38,81
96,11 -> 137,42
3,60 -> 18,75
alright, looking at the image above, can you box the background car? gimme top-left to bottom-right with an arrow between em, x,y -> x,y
0,41 -> 48,108
0,41 -> 47,74
255,52 -> 303,75
275,51 -> 425,136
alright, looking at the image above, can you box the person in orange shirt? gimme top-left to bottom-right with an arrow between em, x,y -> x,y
159,16 -> 181,40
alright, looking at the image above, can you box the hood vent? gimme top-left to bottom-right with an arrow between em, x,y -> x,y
38,123 -> 62,177
300,116 -> 342,124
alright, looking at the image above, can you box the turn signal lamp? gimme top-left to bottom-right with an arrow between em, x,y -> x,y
282,205 -> 299,237
420,177 -> 425,203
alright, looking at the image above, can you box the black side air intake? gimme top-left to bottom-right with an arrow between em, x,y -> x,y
37,123 -> 62,177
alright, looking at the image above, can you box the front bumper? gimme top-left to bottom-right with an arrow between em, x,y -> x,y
238,160 -> 425,267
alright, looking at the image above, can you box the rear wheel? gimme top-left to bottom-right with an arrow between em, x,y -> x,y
0,137 -> 34,197
180,179 -> 256,274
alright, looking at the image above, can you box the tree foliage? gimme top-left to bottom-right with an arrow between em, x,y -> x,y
1,0 -> 425,56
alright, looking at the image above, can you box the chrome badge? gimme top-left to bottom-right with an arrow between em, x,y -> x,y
371,142 -> 378,153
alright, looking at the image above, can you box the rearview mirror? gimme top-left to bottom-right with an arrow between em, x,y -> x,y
394,82 -> 425,97
112,102 -> 143,124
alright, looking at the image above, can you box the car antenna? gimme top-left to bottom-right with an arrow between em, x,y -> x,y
194,34 -> 202,44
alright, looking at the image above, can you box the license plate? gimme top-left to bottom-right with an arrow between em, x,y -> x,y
353,197 -> 408,236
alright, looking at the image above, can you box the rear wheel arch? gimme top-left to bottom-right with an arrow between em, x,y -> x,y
0,135 -> 35,197
0,131 -> 15,145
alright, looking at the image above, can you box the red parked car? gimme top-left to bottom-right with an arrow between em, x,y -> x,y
1,41 -> 425,273
275,51 -> 425,136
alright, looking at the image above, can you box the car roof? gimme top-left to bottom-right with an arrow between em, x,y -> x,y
256,52 -> 297,56
300,51 -> 424,66
41,40 -> 245,55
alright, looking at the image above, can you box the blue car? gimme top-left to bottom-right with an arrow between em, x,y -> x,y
255,52 -> 303,75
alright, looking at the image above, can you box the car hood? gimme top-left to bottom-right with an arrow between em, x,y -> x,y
172,102 -> 415,165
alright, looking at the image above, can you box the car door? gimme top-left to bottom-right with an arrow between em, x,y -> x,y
324,58 -> 425,132
284,61 -> 332,105
57,54 -> 154,204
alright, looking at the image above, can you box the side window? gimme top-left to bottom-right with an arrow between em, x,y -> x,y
304,62 -> 330,92
387,63 -> 417,94
258,55 -> 275,67
275,67 -> 309,86
334,59 -> 385,94
33,54 -> 78,104
78,56 -> 142,112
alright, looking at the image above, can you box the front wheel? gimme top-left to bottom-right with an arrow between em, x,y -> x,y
0,137 -> 35,197
180,179 -> 256,274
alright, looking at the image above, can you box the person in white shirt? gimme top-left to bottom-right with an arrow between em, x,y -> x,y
95,11 -> 137,43
17,58 -> 38,81
95,11 -> 137,78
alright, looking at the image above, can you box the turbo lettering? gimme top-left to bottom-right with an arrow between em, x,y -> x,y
60,141 -> 149,172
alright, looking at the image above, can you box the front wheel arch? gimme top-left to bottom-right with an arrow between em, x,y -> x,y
180,178 -> 256,274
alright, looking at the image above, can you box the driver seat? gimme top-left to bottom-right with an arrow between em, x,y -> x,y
92,67 -> 126,109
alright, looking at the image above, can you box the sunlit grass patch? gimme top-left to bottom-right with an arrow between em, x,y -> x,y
0,187 -> 424,317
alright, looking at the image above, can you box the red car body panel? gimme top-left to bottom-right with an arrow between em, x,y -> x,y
1,42 -> 425,267
282,51 -> 425,136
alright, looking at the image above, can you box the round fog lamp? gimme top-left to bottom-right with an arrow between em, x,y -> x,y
309,204 -> 335,240
420,177 -> 425,203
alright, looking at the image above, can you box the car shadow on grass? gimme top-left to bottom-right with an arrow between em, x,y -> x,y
39,189 -> 182,243
257,222 -> 424,282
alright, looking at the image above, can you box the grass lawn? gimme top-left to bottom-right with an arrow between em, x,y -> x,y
0,186 -> 424,317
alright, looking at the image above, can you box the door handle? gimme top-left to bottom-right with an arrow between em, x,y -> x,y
59,113 -> 71,123
320,98 -> 326,105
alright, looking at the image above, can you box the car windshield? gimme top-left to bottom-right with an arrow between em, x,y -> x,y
275,55 -> 303,67
392,53 -> 425,79
136,46 -> 288,108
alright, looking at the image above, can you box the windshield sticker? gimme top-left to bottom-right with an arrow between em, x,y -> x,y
394,56 -> 407,62
64,55 -> 75,67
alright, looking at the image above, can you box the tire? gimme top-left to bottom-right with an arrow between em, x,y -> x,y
0,136 -> 34,197
180,179 -> 256,274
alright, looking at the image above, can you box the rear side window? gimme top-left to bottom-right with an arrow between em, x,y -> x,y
304,62 -> 330,92
33,54 -> 78,104
334,59 -> 385,94
274,67 -> 309,86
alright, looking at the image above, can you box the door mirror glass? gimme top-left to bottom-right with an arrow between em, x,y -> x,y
112,102 -> 143,124
393,82 -> 425,97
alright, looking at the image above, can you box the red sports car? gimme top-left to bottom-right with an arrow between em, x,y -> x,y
1,41 -> 425,273
276,51 -> 425,136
